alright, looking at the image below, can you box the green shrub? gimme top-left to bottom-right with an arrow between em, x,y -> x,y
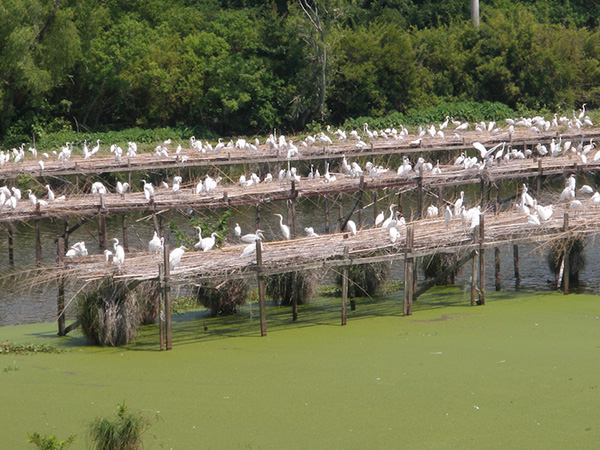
27,433 -> 75,450
89,403 -> 149,450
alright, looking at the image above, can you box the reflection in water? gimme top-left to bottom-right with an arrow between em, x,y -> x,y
1,177 -> 599,326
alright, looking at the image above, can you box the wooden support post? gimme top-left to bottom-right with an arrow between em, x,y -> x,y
121,213 -> 129,252
563,213 -> 570,295
57,237 -> 66,336
536,159 -> 543,196
158,263 -> 165,351
256,239 -> 267,336
292,272 -> 298,321
341,246 -> 349,325
338,193 -> 344,229
495,247 -> 501,291
513,244 -> 520,285
324,195 -> 330,234
255,203 -> 261,230
478,214 -> 486,305
358,176 -> 364,227
416,176 -> 423,219
471,251 -> 478,306
7,222 -> 14,266
437,186 -> 444,216
162,244 -> 172,350
35,218 -> 42,266
291,180 -> 297,238
403,225 -> 414,316
373,189 -> 379,225
479,177 -> 485,208
397,190 -> 403,216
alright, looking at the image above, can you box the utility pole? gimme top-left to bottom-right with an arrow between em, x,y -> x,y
471,0 -> 480,27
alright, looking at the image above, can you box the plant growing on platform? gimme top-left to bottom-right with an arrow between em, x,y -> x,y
265,270 -> 318,306
547,237 -> 586,284
76,278 -> 144,346
197,279 -> 249,316
27,432 -> 75,450
88,403 -> 149,450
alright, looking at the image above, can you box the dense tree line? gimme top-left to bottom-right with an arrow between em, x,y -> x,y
1,0 -> 599,146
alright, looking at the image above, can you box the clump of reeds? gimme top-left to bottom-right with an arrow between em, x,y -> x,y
197,279 -> 249,316
265,270 -> 318,306
337,261 -> 389,297
77,278 -> 147,346
421,253 -> 462,284
547,236 -> 586,283
88,403 -> 149,450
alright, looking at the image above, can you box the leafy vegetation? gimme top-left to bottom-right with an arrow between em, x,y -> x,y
88,403 -> 150,450
27,433 -> 75,450
1,341 -> 62,355
1,1 -> 599,148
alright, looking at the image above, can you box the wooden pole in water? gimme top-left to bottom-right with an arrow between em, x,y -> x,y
563,213 -> 570,295
57,237 -> 66,336
98,195 -> 108,251
373,189 -> 379,225
495,247 -> 501,291
478,214 -> 486,305
416,175 -> 423,219
513,244 -> 520,285
403,225 -> 414,316
7,222 -> 14,265
341,246 -> 349,325
471,250 -> 478,306
121,214 -> 129,252
358,176 -> 365,227
162,244 -> 172,350
35,208 -> 42,266
158,263 -> 165,350
256,239 -> 267,336
324,195 -> 330,234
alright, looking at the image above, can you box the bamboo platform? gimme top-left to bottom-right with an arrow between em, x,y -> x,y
0,151 -> 598,224
44,200 -> 596,287
0,127 -> 598,180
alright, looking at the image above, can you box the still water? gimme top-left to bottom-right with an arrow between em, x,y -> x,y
1,177 -> 599,326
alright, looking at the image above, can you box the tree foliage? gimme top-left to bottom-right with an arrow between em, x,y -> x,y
1,0 -> 599,146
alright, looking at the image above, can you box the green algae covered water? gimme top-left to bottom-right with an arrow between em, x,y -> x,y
2,288 -> 600,449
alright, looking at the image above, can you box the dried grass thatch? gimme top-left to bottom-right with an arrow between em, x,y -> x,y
265,270 -> 318,306
196,279 -> 249,316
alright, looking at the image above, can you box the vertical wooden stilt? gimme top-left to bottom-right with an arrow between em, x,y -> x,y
373,189 -> 379,225
162,244 -> 172,350
57,237 -> 66,336
495,247 -> 501,291
35,219 -> 42,266
563,213 -> 570,295
324,195 -> 330,234
437,186 -> 444,216
158,264 -> 165,350
403,225 -> 414,316
471,251 -> 478,306
478,214 -> 485,305
290,181 -> 297,238
513,244 -> 520,286
536,159 -> 543,196
397,190 -> 403,216
7,222 -> 14,266
63,221 -> 69,251
150,199 -> 159,235
358,176 -> 364,227
292,272 -> 298,321
255,204 -> 261,230
338,193 -> 344,230
256,239 -> 267,336
341,247 -> 349,325
121,214 -> 129,252
416,175 -> 423,219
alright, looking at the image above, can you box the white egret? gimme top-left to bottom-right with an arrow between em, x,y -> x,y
234,223 -> 242,238
454,191 -> 465,215
444,205 -> 453,229
103,249 -> 113,263
374,210 -> 385,227
521,184 -> 535,207
381,205 -> 395,229
194,226 -> 204,249
579,185 -> 594,195
241,240 -> 263,257
116,181 -> 130,197
169,246 -> 187,270
201,232 -> 218,252
241,230 -> 265,244
389,226 -> 399,243
45,185 -> 55,202
91,182 -> 107,195
304,227 -> 319,237
346,220 -> 357,236
426,205 -> 439,218
274,213 -> 291,240
141,179 -> 155,200
148,232 -> 163,254
111,238 -> 125,266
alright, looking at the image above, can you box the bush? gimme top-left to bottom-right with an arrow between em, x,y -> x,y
337,262 -> 389,297
27,433 -> 75,450
547,237 -> 586,283
265,270 -> 318,306
197,279 -> 249,316
77,278 -> 155,346
421,253 -> 462,284
89,403 -> 149,450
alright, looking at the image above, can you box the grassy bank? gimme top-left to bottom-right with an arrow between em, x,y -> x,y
2,288 -> 600,449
